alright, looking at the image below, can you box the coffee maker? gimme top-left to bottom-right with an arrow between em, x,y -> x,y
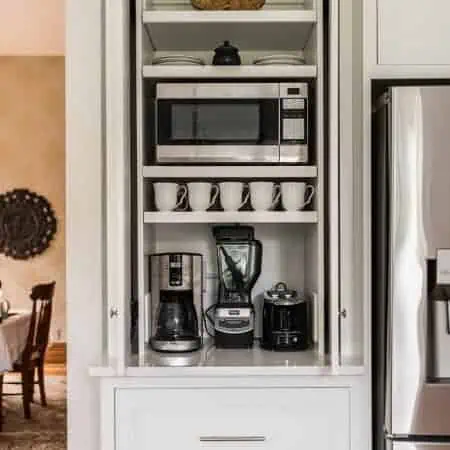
212,226 -> 262,348
149,253 -> 203,352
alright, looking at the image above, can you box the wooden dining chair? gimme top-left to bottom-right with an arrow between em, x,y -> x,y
1,281 -> 55,420
0,374 -> 3,432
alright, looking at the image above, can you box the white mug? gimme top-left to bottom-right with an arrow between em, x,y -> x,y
187,182 -> 219,211
249,182 -> 281,211
281,182 -> 315,211
154,183 -> 187,211
219,182 -> 250,211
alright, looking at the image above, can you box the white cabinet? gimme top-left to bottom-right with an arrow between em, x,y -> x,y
129,0 -> 341,370
378,0 -> 450,66
115,387 -> 350,450
72,0 -> 372,449
97,0 -> 369,379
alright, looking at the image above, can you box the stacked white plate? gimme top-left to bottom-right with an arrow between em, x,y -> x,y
152,55 -> 205,66
253,54 -> 306,66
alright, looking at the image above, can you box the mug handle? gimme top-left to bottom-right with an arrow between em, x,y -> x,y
175,185 -> 188,211
271,184 -> 282,208
302,184 -> 315,207
208,185 -> 220,209
239,190 -> 250,209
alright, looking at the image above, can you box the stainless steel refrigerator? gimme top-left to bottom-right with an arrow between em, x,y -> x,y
373,86 -> 450,450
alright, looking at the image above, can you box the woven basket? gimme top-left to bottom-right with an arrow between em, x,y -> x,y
191,0 -> 265,10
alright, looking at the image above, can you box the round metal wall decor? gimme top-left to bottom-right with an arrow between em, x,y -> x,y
0,189 -> 57,260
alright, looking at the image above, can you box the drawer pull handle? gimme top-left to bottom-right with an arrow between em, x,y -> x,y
200,436 -> 266,443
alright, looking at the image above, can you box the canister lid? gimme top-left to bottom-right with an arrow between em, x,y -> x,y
264,282 -> 305,305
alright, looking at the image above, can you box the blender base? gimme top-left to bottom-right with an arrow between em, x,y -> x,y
214,330 -> 254,349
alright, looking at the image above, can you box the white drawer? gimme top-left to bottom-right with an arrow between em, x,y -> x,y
115,387 -> 350,450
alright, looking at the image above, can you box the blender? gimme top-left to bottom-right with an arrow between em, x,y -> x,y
212,226 -> 262,348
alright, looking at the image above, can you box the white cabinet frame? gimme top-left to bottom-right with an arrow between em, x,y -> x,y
105,0 -> 132,372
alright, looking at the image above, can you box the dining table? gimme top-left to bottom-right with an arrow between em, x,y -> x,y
0,311 -> 32,431
0,312 -> 32,373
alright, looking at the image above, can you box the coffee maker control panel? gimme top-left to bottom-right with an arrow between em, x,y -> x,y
160,254 -> 193,290
168,254 -> 183,287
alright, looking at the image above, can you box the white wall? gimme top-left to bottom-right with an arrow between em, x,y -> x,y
0,0 -> 64,55
0,2 -> 66,339
0,57 -> 66,341
66,0 -> 104,449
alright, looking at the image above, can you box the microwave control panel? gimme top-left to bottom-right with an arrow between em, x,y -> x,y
280,83 -> 308,145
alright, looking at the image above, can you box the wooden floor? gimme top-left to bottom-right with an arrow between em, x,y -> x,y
45,342 -> 66,376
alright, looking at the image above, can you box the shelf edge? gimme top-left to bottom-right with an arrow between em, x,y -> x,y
123,365 -> 366,377
143,65 -> 317,79
142,9 -> 317,24
142,165 -> 318,178
143,211 -> 318,223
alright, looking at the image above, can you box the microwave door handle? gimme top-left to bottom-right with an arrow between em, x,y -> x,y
446,300 -> 450,334
193,104 -> 198,140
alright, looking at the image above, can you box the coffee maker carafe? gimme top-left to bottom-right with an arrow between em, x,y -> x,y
149,253 -> 203,352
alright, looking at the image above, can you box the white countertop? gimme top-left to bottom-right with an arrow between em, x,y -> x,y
89,339 -> 365,377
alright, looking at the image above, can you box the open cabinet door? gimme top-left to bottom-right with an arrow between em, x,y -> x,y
328,0 -> 340,365
337,0 -> 364,364
105,0 -> 131,373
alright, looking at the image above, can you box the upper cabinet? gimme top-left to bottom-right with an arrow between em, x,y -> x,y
377,0 -> 450,66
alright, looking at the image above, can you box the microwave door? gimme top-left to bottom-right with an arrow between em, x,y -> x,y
156,97 -> 280,164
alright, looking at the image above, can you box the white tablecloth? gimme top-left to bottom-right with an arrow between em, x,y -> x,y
0,312 -> 32,373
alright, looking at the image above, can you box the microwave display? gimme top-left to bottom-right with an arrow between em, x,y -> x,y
153,82 -> 310,165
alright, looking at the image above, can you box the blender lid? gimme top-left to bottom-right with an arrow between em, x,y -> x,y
212,225 -> 255,241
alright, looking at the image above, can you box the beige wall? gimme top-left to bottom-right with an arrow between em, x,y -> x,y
0,57 -> 65,341
0,0 -> 64,55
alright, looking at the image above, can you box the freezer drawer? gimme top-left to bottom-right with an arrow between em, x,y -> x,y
115,387 -> 350,450
392,443 -> 450,450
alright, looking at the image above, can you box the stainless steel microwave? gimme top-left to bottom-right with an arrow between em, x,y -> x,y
153,82 -> 310,164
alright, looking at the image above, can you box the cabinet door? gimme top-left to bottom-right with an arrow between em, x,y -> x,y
115,387 -> 350,450
104,0 -> 132,370
378,0 -> 450,65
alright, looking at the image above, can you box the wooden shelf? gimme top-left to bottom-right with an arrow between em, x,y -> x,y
143,10 -> 316,51
144,210 -> 318,223
143,165 -> 318,178
143,64 -> 317,79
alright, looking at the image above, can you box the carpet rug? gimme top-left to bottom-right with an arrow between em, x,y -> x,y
0,376 -> 66,449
